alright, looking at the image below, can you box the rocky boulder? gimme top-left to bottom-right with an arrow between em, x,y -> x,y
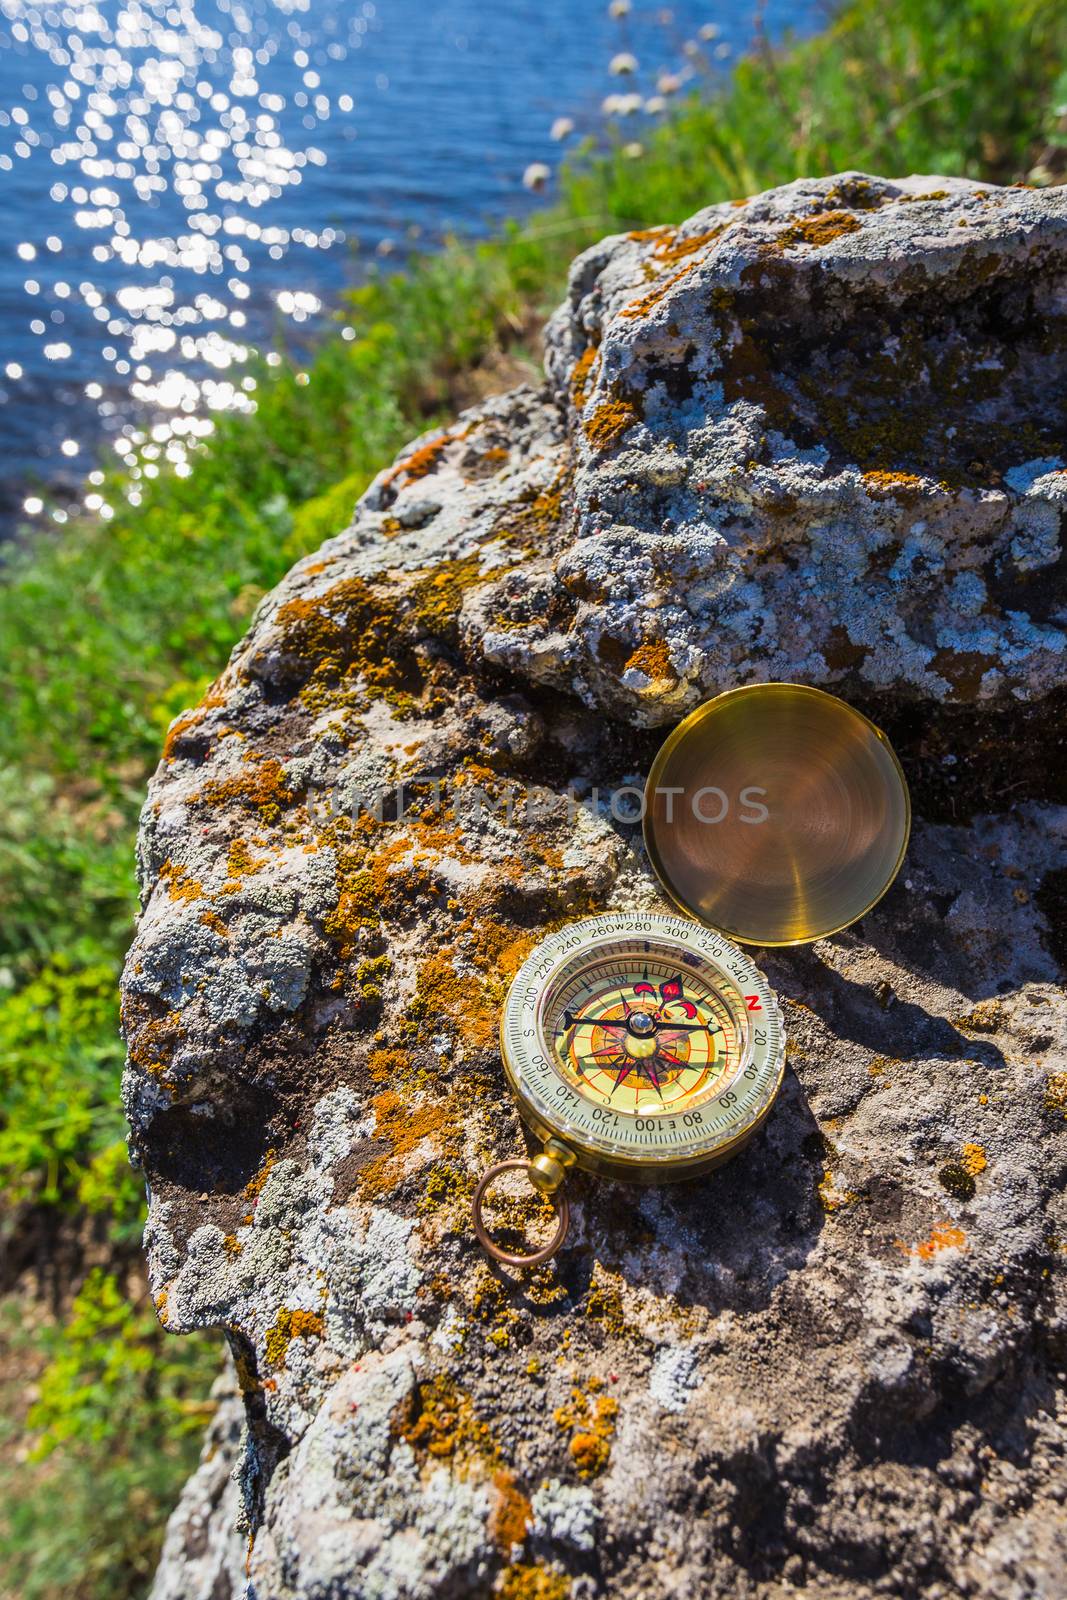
124,174 -> 1067,1600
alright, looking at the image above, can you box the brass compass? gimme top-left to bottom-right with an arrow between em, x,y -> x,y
473,683 -> 910,1265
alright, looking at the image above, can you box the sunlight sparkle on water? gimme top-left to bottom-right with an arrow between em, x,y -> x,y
0,0 -> 361,492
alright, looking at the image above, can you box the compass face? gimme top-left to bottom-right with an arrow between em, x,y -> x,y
501,913 -> 785,1176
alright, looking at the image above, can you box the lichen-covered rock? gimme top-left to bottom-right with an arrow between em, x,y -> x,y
126,175 -> 1067,1600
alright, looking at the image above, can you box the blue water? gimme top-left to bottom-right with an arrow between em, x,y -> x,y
0,0 -> 814,523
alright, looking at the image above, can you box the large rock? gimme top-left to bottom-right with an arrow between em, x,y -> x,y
125,175 -> 1067,1600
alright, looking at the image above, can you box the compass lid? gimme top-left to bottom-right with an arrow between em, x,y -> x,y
642,683 -> 910,947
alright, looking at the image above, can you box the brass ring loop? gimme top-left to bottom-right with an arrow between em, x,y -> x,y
472,1159 -> 571,1267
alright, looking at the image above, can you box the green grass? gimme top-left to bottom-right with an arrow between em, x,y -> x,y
1,1 -> 1065,1594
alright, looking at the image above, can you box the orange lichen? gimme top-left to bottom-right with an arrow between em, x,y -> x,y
651,225 -> 723,264
405,921 -> 538,1048
162,682 -> 227,760
126,1010 -> 184,1078
894,1224 -> 968,1261
199,910 -> 229,936
154,1289 -> 169,1326
222,1233 -> 242,1258
569,346 -> 598,413
357,1088 -> 463,1200
195,756 -> 294,824
366,1047 -> 413,1083
554,1381 -> 618,1478
264,1306 -> 325,1368
777,210 -> 862,249
862,469 -> 926,497
961,1143 -> 987,1176
243,1150 -> 276,1205
584,396 -> 641,451
489,1469 -> 532,1554
624,639 -> 674,681
379,424 -> 471,490
616,263 -> 693,319
409,950 -> 496,1048
159,859 -> 203,902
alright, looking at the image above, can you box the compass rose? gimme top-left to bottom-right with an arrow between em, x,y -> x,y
560,974 -> 721,1103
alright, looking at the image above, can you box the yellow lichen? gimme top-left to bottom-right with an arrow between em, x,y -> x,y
584,1268 -> 627,1335
817,1168 -> 857,1213
418,1161 -> 474,1215
226,838 -> 267,879
497,1565 -> 571,1600
954,999 -> 1003,1034
1045,1072 -> 1067,1115
862,469 -> 926,497
395,1374 -> 493,1463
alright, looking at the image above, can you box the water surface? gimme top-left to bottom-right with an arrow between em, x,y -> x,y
0,0 -> 814,522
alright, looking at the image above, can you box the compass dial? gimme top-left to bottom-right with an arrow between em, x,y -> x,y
501,913 -> 785,1178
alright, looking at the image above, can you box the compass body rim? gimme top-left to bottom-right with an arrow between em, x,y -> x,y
499,911 -> 786,1182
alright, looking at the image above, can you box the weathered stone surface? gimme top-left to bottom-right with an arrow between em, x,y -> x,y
126,175 -> 1067,1600
149,1369 -> 247,1600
